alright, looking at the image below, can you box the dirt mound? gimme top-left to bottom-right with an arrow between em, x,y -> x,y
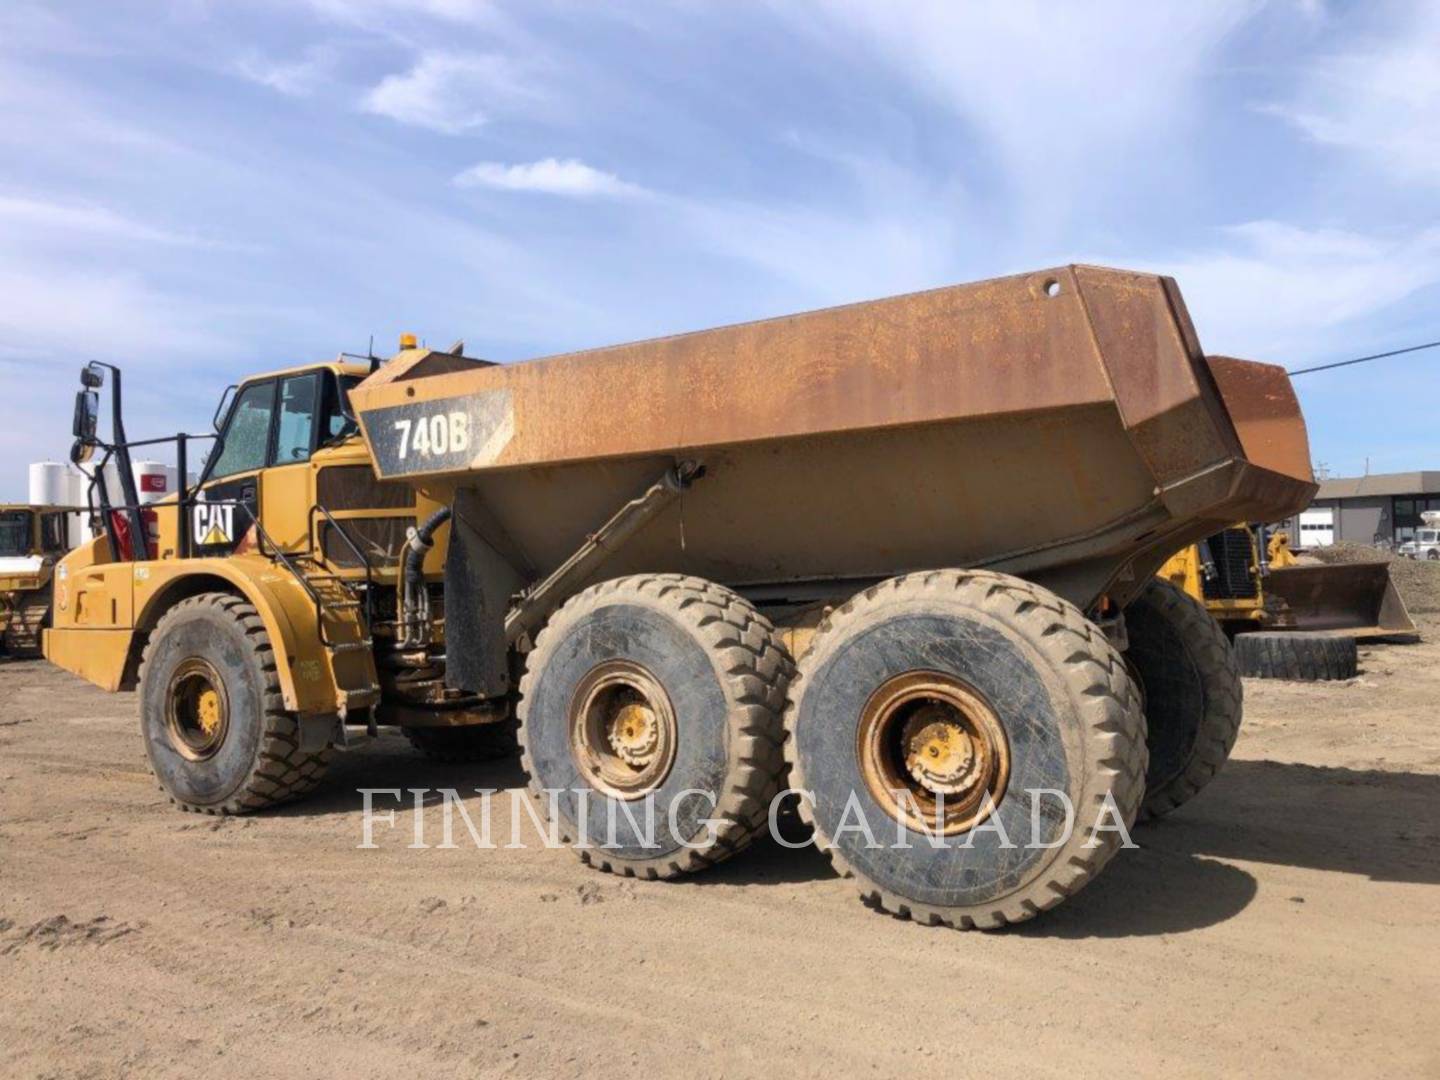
1306,542 -> 1440,613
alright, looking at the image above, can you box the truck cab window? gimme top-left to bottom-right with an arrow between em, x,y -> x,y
40,513 -> 68,553
275,373 -> 320,464
0,510 -> 33,556
322,374 -> 361,442
209,381 -> 275,479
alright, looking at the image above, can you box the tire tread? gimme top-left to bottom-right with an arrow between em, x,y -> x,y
138,592 -> 331,814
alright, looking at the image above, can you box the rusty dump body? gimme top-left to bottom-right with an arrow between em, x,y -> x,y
348,265 -> 1316,635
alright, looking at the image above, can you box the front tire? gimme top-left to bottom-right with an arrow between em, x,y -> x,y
785,570 -> 1147,930
138,593 -> 331,814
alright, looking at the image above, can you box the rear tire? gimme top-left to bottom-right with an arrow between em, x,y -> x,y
1233,631 -> 1357,681
785,570 -> 1147,930
138,593 -> 331,814
517,574 -> 792,879
1124,578 -> 1243,820
403,720 -> 517,762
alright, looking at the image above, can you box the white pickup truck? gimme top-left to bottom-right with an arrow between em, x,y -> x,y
1399,511 -> 1440,560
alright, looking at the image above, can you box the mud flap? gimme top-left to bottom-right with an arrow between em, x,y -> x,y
443,489 -> 528,698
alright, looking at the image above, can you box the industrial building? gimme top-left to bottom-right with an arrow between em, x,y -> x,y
1278,471 -> 1440,548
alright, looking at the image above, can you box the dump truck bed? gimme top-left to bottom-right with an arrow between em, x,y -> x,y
347,264 -> 1316,612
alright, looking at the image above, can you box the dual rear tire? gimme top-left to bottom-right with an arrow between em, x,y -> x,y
518,569 -> 1152,928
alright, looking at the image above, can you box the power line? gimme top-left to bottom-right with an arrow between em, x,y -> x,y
1288,339 -> 1440,377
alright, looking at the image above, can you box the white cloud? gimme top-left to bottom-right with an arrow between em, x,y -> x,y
681,197 -> 958,306
1135,221 -> 1440,359
1261,7 -> 1440,184
454,158 -> 649,198
302,0 -> 493,25
794,1 -> 1258,234
235,46 -> 335,97
362,52 -> 528,133
0,194 -> 201,246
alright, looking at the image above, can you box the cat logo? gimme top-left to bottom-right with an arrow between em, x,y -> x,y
193,502 -> 236,549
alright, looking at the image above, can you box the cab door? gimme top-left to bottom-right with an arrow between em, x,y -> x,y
260,372 -> 323,552
191,379 -> 275,557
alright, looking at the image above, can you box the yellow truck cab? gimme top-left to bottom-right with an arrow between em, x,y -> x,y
0,503 -> 75,655
45,352 -> 504,814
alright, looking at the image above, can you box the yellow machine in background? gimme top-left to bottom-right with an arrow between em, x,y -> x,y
1157,524 -> 1415,640
0,503 -> 76,655
1157,525 -> 1271,629
1266,529 -> 1300,569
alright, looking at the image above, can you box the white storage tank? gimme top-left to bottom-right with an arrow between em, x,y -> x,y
94,460 -> 173,506
28,461 -> 75,506
132,460 -> 172,505
26,462 -> 90,547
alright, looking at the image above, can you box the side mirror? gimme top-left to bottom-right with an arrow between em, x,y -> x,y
80,366 -> 105,389
71,388 -> 99,465
73,388 -> 99,441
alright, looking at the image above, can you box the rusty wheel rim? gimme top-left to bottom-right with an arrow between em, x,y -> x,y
166,658 -> 230,762
568,660 -> 678,801
856,671 -> 1010,836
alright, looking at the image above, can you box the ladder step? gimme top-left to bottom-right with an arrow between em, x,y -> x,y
329,640 -> 374,654
322,600 -> 362,610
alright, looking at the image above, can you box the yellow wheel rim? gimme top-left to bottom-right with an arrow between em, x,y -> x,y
568,660 -> 678,801
166,659 -> 231,762
856,671 -> 1010,836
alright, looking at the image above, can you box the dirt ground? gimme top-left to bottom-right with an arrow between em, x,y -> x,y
3,629 -> 1439,1080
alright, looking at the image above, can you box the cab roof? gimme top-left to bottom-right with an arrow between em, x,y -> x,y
236,359 -> 372,386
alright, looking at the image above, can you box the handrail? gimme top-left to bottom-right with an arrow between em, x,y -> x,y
79,423 -> 380,654
307,503 -> 376,648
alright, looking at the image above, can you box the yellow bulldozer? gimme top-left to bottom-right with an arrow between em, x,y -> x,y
42,266 -> 1322,929
0,503 -> 77,655
1157,524 -> 1415,679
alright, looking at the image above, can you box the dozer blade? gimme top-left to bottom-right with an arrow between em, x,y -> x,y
1265,562 -> 1418,641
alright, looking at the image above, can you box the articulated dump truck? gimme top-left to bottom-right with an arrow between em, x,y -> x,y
45,266 -> 1314,929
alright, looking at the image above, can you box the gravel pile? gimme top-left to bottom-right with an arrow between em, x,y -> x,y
1305,542 -> 1440,613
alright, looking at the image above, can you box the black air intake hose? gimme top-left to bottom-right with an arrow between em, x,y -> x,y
400,505 -> 452,647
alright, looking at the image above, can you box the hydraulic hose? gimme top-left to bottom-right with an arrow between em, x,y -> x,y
400,505 -> 452,647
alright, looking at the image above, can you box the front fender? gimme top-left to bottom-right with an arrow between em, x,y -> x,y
132,556 -> 354,715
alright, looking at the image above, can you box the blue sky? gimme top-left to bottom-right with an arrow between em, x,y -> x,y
1,0 -> 1437,498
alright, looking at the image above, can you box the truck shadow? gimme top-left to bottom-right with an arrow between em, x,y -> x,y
279,740 -> 1437,935
273,731 -> 530,818
1137,759 -> 1440,885
1026,756 -> 1440,938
